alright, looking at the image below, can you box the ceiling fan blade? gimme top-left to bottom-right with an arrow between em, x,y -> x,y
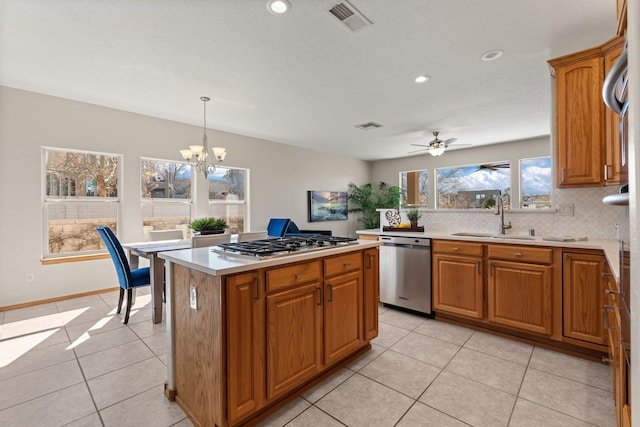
443,138 -> 458,146
408,148 -> 429,154
410,143 -> 431,147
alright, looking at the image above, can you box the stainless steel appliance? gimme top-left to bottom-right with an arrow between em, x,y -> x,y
213,235 -> 358,259
602,38 -> 631,411
379,235 -> 432,315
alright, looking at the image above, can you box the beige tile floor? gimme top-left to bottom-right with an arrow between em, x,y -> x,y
0,290 -> 615,426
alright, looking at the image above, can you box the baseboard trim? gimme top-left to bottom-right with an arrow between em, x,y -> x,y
0,287 -> 120,312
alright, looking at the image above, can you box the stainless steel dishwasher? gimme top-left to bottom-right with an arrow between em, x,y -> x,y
379,235 -> 432,315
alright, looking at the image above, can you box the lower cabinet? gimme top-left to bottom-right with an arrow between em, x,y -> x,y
363,248 -> 379,340
224,250 -> 372,424
266,281 -> 324,400
227,272 -> 265,423
432,241 -> 484,319
563,252 -> 607,345
487,260 -> 552,335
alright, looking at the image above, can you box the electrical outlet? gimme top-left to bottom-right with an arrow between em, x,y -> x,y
558,204 -> 574,216
25,273 -> 35,282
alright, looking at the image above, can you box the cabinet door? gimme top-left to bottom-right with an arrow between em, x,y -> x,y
266,282 -> 323,400
603,39 -> 625,185
563,253 -> 606,345
488,260 -> 552,335
324,270 -> 364,365
433,253 -> 483,319
363,248 -> 379,340
226,272 -> 265,423
554,55 -> 605,187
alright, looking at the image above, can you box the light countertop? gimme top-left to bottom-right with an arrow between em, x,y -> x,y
158,240 -> 382,277
357,229 -> 620,281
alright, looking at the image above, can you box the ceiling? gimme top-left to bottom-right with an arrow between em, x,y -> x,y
0,0 -> 617,161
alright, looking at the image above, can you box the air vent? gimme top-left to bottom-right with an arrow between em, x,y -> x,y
355,122 -> 382,130
329,1 -> 372,32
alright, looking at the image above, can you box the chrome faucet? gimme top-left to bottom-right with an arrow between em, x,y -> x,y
494,195 -> 512,235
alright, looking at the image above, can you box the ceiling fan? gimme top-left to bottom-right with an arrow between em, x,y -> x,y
409,131 -> 468,157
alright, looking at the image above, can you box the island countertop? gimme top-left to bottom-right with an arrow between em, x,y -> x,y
158,239 -> 382,277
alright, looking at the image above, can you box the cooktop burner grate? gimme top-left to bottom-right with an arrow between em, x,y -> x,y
214,236 -> 358,258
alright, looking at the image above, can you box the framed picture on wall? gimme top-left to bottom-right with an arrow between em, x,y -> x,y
307,191 -> 348,222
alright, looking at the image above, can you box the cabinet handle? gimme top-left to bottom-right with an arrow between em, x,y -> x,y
477,261 -> 481,274
366,253 -> 372,269
561,168 -> 566,183
316,286 -> 322,305
254,277 -> 260,300
328,284 -> 333,302
603,306 -> 615,330
343,262 -> 351,268
604,164 -> 610,181
602,356 -> 613,363
605,289 -> 621,295
295,273 -> 304,279
452,247 -> 459,251
513,252 -> 522,257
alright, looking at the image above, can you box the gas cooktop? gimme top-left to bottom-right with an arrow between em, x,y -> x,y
213,236 -> 358,259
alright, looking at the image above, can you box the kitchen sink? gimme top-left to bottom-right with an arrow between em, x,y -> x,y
451,232 -> 494,238
451,232 -> 535,240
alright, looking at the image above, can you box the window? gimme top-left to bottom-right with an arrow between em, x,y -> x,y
520,157 -> 552,209
141,158 -> 192,240
208,166 -> 249,233
43,147 -> 121,258
436,162 -> 511,209
400,169 -> 428,206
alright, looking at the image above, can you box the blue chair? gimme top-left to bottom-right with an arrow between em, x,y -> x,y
285,221 -> 332,237
97,226 -> 151,324
266,218 -> 291,237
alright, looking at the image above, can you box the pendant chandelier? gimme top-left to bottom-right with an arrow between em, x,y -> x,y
180,96 -> 227,179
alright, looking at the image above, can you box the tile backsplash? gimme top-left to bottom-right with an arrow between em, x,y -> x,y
380,186 -> 623,240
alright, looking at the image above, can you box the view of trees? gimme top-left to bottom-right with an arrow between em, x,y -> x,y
46,150 -> 119,198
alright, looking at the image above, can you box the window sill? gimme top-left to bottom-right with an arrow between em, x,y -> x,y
41,253 -> 110,265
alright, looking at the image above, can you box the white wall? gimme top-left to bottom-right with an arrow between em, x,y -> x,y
0,87 -> 371,307
371,136 -> 620,239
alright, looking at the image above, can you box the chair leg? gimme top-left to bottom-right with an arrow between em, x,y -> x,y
117,288 -> 125,314
124,288 -> 133,324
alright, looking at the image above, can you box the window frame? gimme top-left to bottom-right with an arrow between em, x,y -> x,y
208,166 -> 250,233
519,156 -> 552,209
435,161 -> 512,210
42,146 -> 122,259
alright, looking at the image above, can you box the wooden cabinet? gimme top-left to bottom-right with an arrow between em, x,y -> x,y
603,261 -> 631,427
432,241 -> 484,319
266,281 -> 323,400
551,51 -> 605,187
226,271 -> 265,422
487,245 -> 553,335
169,246 -> 379,427
363,248 -> 379,340
563,252 -> 607,345
549,36 -> 624,188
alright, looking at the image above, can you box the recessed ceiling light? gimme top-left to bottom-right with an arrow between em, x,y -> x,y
481,49 -> 504,61
415,75 -> 430,83
267,0 -> 291,14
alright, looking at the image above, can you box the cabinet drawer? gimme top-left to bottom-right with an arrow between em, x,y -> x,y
433,240 -> 483,257
266,260 -> 321,292
324,252 -> 362,277
487,244 -> 552,264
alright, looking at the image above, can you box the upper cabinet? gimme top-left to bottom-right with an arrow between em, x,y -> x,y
549,36 -> 625,188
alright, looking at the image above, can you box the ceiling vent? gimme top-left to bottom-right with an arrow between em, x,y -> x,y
355,121 -> 382,130
329,1 -> 372,32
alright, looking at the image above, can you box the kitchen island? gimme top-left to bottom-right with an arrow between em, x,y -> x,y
159,240 -> 381,427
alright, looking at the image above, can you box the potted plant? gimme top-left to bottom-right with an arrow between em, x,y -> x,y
189,217 -> 227,235
406,209 -> 421,228
347,182 -> 403,229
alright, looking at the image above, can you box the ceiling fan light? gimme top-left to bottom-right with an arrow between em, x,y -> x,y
415,75 -> 429,83
429,145 -> 446,156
